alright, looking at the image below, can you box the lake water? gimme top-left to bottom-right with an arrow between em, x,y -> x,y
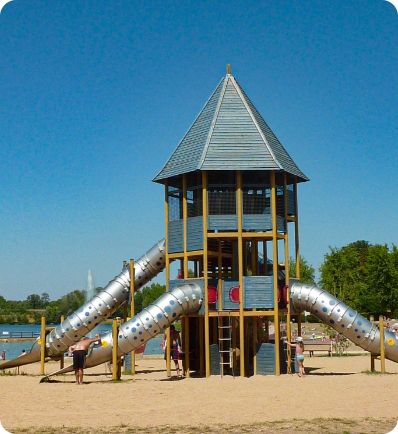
0,324 -> 163,360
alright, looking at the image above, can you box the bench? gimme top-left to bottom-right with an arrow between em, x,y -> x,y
304,340 -> 333,357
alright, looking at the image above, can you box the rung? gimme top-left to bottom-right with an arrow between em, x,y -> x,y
217,312 -> 232,317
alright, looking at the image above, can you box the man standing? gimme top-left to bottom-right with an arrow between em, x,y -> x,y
68,334 -> 101,385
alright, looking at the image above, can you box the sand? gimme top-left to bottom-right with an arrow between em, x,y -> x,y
1,350 -> 397,434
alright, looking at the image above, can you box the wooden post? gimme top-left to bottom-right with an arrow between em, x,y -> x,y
237,171 -> 245,377
130,259 -> 136,375
370,315 -> 375,372
199,316 -> 205,376
285,286 -> 292,372
283,172 -> 293,354
202,171 -> 210,377
253,315 -> 258,375
232,315 -> 237,371
112,318 -> 119,380
165,326 -> 171,377
271,171 -> 280,375
379,316 -> 385,374
164,178 -> 172,378
293,178 -> 300,281
183,315 -> 189,377
60,315 -> 65,369
40,316 -> 46,375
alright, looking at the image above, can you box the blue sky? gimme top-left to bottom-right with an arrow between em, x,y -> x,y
1,0 -> 397,301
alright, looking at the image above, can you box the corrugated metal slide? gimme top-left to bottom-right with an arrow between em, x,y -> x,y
42,283 -> 202,378
0,239 -> 167,370
291,281 -> 398,363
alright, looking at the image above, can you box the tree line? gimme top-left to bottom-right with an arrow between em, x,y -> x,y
1,240 -> 397,324
290,240 -> 398,317
0,283 -> 167,325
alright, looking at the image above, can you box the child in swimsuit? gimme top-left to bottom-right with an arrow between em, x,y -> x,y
284,336 -> 305,377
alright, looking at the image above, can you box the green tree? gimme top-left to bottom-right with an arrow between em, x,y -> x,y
289,255 -> 316,284
112,284 -> 166,319
57,290 -> 85,317
0,295 -> 7,309
33,311 -> 45,324
142,283 -> 166,308
319,241 -> 371,309
44,304 -> 62,324
363,244 -> 398,315
134,291 -> 144,315
41,292 -> 50,307
26,294 -> 42,309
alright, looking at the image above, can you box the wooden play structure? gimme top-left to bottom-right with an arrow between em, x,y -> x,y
153,66 -> 309,377
6,68 -> 395,380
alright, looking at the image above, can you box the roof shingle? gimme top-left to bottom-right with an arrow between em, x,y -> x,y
153,73 -> 308,183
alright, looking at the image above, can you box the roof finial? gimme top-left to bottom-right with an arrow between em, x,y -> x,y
227,63 -> 231,75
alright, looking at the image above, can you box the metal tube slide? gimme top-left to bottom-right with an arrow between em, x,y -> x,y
291,281 -> 398,363
0,239 -> 167,370
43,283 -> 203,378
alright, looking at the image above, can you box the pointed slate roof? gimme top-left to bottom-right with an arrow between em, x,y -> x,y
153,73 -> 309,184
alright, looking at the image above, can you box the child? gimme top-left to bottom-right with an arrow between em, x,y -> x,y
162,325 -> 182,377
284,336 -> 305,377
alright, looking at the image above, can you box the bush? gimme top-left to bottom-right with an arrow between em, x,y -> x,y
301,314 -> 322,323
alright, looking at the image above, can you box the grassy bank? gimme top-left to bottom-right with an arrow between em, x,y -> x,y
8,418 -> 396,434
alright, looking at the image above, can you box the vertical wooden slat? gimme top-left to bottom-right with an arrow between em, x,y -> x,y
202,171 -> 210,377
60,315 -> 65,370
253,315 -> 258,374
237,170 -> 245,376
183,173 -> 188,278
293,177 -> 302,336
130,259 -> 136,375
164,179 -> 171,377
112,319 -> 119,381
284,174 -> 291,345
40,316 -> 46,375
271,171 -> 280,375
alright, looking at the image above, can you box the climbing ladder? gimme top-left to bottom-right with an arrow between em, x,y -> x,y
217,312 -> 234,378
283,340 -> 293,374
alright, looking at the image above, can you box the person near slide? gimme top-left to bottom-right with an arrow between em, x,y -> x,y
68,334 -> 101,385
284,336 -> 305,377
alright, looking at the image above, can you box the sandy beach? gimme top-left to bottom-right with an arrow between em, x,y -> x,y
1,348 -> 397,434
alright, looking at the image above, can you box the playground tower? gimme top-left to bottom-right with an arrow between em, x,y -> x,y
153,66 -> 309,377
